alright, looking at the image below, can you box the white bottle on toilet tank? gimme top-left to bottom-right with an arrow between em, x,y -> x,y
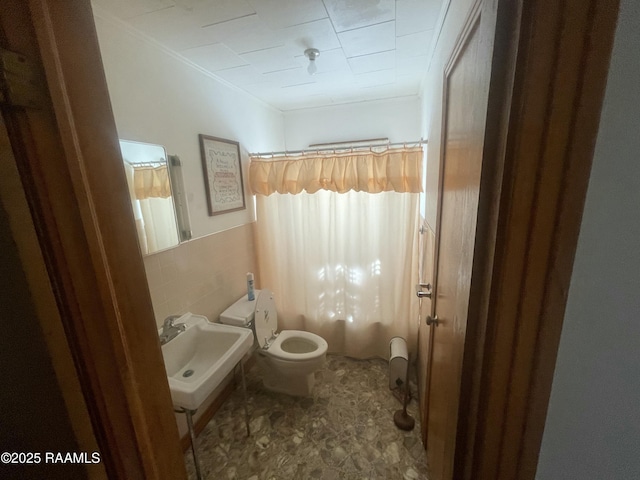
246,272 -> 255,301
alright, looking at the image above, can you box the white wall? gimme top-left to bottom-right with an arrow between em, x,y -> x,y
93,9 -> 285,239
536,1 -> 640,478
283,96 -> 422,150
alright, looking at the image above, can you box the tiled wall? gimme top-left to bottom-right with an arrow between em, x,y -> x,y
143,223 -> 257,328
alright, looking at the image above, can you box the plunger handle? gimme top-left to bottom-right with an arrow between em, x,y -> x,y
402,353 -> 411,411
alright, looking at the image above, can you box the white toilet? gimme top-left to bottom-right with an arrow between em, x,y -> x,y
220,289 -> 328,396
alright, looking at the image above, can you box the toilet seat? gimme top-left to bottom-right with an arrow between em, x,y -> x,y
255,290 -> 328,361
268,330 -> 328,361
254,289 -> 279,348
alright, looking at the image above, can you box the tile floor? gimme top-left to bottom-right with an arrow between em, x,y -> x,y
184,355 -> 429,479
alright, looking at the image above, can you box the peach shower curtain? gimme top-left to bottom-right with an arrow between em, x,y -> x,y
250,148 -> 422,359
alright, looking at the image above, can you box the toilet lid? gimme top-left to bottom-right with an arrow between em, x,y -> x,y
254,289 -> 278,348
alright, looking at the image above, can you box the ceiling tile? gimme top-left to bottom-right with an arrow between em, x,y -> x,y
242,80 -> 281,94
247,0 -> 328,30
92,0 -> 175,20
181,0 -> 255,28
213,64 -> 262,85
355,69 -> 395,88
276,93 -> 333,111
262,66 -> 313,87
315,77 -> 359,94
323,0 -> 395,33
348,50 -> 395,75
396,55 -> 429,76
281,81 -> 320,93
96,0 -> 443,111
311,79 -> 356,95
123,1 -> 257,51
125,5 -> 247,51
359,82 -> 414,102
181,43 -> 247,71
396,29 -> 433,59
330,90 -> 369,105
222,19 -> 283,54
126,5 -> 199,44
241,45 -> 300,74
192,13 -> 263,50
396,0 -> 442,36
338,21 -> 395,58
277,18 -> 341,53
274,82 -> 330,109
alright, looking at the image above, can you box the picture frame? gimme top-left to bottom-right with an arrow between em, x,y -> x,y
198,134 -> 246,216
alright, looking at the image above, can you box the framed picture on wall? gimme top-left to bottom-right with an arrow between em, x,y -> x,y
198,134 -> 246,216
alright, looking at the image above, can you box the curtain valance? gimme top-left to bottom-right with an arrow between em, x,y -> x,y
249,147 -> 423,195
133,165 -> 171,200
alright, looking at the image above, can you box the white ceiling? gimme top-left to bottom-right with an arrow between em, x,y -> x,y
93,0 -> 443,111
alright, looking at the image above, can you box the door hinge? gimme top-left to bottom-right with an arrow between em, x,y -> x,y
0,48 -> 48,109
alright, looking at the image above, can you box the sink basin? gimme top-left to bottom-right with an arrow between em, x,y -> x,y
160,313 -> 253,410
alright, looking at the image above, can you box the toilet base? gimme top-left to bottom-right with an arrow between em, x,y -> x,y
263,372 -> 315,397
256,354 -> 318,396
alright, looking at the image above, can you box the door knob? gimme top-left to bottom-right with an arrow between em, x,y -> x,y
426,315 -> 439,326
416,283 -> 432,299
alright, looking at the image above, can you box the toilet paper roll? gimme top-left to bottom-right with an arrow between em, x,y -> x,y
389,336 -> 408,390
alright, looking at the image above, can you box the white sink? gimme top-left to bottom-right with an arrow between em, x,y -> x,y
160,313 -> 253,410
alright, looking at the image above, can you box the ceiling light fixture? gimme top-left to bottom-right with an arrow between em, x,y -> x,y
304,48 -> 320,75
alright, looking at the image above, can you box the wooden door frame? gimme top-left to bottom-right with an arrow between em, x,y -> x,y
1,0 -> 619,479
452,0 -> 620,479
0,1 -> 186,478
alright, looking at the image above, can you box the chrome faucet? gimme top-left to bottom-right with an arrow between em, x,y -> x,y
159,315 -> 186,345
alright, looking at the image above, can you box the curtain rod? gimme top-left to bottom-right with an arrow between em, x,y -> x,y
249,139 -> 426,158
309,137 -> 390,148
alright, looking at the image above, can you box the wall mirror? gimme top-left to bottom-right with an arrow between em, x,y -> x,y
120,139 -> 191,256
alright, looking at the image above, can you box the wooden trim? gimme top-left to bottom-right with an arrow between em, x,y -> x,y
0,1 -> 186,478
515,2 -> 621,476
458,0 -> 620,479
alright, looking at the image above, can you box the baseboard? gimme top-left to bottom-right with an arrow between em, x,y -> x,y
179,356 -> 255,452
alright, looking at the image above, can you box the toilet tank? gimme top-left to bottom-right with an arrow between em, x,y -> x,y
219,291 -> 261,327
